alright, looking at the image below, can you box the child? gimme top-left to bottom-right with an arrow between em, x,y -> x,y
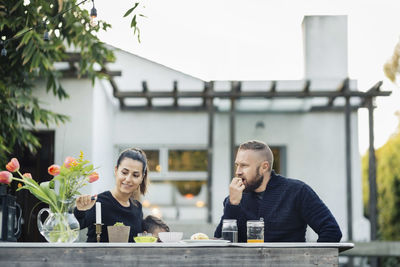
142,215 -> 170,242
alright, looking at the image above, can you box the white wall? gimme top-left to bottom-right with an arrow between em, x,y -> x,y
34,79 -> 95,195
108,49 -> 204,91
91,80 -> 118,193
113,112 -> 207,146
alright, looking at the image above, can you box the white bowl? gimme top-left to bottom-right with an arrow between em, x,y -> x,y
158,232 -> 183,243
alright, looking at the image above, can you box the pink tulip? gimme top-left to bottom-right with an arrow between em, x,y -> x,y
48,165 -> 61,176
0,171 -> 13,184
22,173 -> 32,179
88,172 -> 99,183
64,156 -> 77,168
6,158 -> 20,172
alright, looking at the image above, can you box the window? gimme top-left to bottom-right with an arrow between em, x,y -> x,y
168,150 -> 207,171
271,147 -> 285,175
143,150 -> 160,172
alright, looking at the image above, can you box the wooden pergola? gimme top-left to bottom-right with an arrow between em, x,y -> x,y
61,55 -> 391,242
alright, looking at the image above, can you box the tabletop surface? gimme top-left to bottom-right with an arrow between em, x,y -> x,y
0,242 -> 354,252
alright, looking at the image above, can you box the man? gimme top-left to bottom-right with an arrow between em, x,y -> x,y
214,140 -> 342,242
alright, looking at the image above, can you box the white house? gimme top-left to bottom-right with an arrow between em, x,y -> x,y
34,15 -> 371,241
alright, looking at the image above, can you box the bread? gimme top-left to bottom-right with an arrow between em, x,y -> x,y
190,233 -> 209,240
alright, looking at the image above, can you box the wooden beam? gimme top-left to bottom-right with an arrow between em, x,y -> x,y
64,52 -> 81,62
65,52 -> 113,63
142,81 -> 152,108
100,70 -> 122,77
114,90 -> 391,99
60,69 -> 121,78
309,105 -> 361,112
366,81 -> 383,93
173,81 -> 178,107
206,81 -> 214,224
345,86 -> 353,242
302,80 -> 310,94
270,80 -> 277,93
367,97 -> 378,241
121,105 -> 207,112
339,77 -> 350,92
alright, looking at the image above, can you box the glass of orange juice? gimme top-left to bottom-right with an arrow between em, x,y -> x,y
247,220 -> 264,243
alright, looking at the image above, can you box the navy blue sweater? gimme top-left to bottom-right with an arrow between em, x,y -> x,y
74,191 -> 143,242
214,171 -> 342,242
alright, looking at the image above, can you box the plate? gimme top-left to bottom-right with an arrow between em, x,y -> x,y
180,239 -> 230,244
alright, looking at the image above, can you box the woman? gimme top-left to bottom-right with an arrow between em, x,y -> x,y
74,148 -> 149,242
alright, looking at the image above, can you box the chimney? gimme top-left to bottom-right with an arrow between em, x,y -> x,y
302,15 -> 348,80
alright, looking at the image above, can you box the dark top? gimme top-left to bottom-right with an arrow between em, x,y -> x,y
214,171 -> 342,242
74,191 -> 143,242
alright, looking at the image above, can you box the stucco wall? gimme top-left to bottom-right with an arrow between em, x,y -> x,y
34,79 -> 94,176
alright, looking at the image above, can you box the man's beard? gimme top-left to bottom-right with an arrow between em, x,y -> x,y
243,166 -> 264,193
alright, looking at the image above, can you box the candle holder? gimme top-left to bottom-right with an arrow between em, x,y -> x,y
95,223 -> 103,243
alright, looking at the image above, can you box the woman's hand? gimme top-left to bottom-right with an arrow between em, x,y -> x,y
76,194 -> 97,211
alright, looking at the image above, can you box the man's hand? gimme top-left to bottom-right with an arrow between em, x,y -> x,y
76,194 -> 96,211
229,177 -> 245,205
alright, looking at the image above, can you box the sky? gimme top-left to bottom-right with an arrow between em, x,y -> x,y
88,0 -> 400,155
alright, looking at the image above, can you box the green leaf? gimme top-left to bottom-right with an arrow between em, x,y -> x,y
39,181 -> 59,207
130,14 -> 137,28
123,3 -> 139,17
9,1 -> 21,14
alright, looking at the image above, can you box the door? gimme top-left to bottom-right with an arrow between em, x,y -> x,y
10,131 -> 55,242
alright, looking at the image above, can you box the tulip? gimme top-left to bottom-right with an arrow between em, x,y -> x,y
48,165 -> 61,176
64,156 -> 77,168
22,173 -> 32,179
6,158 -> 20,172
0,171 -> 13,184
88,172 -> 99,183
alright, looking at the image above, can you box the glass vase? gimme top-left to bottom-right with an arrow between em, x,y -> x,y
37,200 -> 80,243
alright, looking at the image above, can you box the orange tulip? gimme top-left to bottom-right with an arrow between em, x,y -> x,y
0,171 -> 12,184
64,156 -> 77,168
88,172 -> 99,183
6,158 -> 20,172
18,183 -> 22,188
22,173 -> 32,179
48,165 -> 61,176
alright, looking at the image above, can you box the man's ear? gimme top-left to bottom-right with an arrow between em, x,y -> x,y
261,161 -> 270,173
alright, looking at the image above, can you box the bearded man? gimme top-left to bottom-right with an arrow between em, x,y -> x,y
214,140 -> 342,242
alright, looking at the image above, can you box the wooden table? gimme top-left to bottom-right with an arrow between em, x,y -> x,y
0,242 -> 353,267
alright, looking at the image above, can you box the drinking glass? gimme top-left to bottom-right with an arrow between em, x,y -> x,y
222,219 -> 238,243
247,220 -> 264,243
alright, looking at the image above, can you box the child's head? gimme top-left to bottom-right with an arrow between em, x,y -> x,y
142,215 -> 170,241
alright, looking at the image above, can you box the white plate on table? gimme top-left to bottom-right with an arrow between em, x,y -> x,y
180,239 -> 230,244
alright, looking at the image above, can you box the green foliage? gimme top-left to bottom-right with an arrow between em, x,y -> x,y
8,152 -> 98,213
0,0 -> 142,165
362,128 -> 400,241
113,222 -> 126,226
123,2 -> 145,43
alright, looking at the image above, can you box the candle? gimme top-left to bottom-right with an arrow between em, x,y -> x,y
96,202 -> 102,224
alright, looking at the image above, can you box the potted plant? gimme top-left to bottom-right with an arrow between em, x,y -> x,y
107,222 -> 130,243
